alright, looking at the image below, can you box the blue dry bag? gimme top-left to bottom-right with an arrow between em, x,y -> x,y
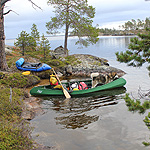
16,58 -> 24,67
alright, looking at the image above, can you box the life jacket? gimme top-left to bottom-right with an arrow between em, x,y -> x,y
50,76 -> 58,85
78,82 -> 88,90
50,82 -> 58,86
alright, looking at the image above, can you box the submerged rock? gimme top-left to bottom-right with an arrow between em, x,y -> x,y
22,97 -> 44,120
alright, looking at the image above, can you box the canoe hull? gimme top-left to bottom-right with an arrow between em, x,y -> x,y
30,78 -> 126,97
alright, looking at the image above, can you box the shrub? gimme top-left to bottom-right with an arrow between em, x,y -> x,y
0,88 -> 34,149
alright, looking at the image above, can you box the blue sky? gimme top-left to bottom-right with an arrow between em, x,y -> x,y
4,0 -> 150,39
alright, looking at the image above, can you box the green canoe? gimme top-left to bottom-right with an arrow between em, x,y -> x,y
30,78 -> 126,98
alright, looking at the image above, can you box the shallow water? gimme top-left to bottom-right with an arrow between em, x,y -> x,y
8,36 -> 150,150
31,96 -> 150,150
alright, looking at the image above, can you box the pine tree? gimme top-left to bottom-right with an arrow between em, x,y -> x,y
124,93 -> 150,146
46,0 -> 99,55
116,28 -> 150,72
117,28 -> 150,146
31,23 -> 40,45
15,31 -> 36,56
40,34 -> 51,59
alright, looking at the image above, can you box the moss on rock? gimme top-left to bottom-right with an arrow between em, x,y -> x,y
0,73 -> 40,88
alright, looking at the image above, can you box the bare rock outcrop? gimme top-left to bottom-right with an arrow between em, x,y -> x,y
64,54 -> 125,77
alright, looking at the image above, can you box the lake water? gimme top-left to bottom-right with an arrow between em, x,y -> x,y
7,36 -> 150,150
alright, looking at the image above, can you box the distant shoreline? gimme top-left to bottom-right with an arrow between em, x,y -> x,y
6,34 -> 137,41
5,34 -> 66,40
6,35 -> 137,47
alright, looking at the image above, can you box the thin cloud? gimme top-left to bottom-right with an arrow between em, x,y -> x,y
4,0 -> 150,39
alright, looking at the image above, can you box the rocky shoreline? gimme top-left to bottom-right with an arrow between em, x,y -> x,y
50,46 -> 126,78
3,45 -> 126,121
5,45 -> 126,79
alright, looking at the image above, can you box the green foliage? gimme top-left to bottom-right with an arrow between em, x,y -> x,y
74,25 -> 99,47
0,88 -> 23,119
45,55 -> 81,69
122,17 -> 150,31
124,93 -> 150,146
92,61 -> 101,66
0,73 -> 40,88
0,120 -> 33,150
99,17 -> 150,35
31,23 -> 40,44
124,93 -> 150,113
40,34 -> 51,60
143,141 -> 150,146
143,113 -> 150,129
15,31 -> 36,56
116,28 -> 150,70
99,28 -> 120,35
0,88 -> 34,149
47,59 -> 65,68
145,17 -> 150,29
65,55 -> 81,66
46,0 -> 99,53
0,73 -> 27,88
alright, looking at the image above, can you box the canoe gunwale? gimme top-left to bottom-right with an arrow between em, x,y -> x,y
30,78 -> 126,97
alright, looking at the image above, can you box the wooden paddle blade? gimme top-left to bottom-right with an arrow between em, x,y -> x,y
63,88 -> 71,99
52,68 -> 71,99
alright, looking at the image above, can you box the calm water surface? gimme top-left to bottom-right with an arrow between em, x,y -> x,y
7,36 -> 150,150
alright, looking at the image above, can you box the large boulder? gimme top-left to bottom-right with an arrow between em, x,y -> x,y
50,46 -> 67,59
63,54 -> 125,78
54,45 -> 66,54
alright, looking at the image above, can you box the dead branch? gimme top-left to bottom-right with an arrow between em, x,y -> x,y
3,9 -> 19,15
28,0 -> 42,10
9,87 -> 12,103
138,86 -> 150,100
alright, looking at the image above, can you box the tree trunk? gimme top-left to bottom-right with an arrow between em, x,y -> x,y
64,23 -> 69,56
22,42 -> 25,56
0,2 -> 8,71
64,0 -> 69,56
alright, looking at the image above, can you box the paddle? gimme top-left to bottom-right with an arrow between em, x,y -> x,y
52,68 -> 71,99
22,71 -> 30,75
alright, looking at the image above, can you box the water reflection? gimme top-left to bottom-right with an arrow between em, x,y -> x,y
56,113 -> 99,129
41,87 -> 126,129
